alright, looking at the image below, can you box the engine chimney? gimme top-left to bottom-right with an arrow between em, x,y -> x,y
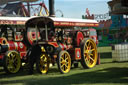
49,0 -> 55,17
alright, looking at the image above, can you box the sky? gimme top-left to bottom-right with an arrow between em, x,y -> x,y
43,0 -> 111,19
0,0 -> 111,19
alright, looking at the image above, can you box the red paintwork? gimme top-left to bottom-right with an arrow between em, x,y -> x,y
0,38 -> 7,45
27,31 -> 40,45
27,32 -> 34,45
17,42 -> 26,52
31,32 -> 36,39
0,55 -> 3,59
59,43 -> 73,51
7,41 -> 26,52
0,41 -> 27,60
0,20 -> 26,25
0,37 -> 27,61
76,32 -> 84,46
15,34 -> 23,41
20,52 -> 27,59
8,41 -> 16,50
54,21 -> 99,27
59,43 -> 65,50
48,42 -> 59,48
75,48 -> 81,60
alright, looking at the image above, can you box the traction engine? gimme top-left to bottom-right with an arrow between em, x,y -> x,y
25,17 -> 99,74
0,25 -> 28,74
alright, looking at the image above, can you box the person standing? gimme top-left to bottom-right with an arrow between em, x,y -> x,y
27,44 -> 41,74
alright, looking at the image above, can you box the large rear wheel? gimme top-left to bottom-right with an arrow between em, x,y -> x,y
3,51 -> 21,74
36,52 -> 49,74
80,39 -> 97,69
57,51 -> 71,74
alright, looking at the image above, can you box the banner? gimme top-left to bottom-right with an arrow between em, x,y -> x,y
94,13 -> 110,21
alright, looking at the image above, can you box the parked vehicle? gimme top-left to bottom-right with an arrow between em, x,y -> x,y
0,1 -> 49,74
0,17 -> 30,74
25,16 -> 99,74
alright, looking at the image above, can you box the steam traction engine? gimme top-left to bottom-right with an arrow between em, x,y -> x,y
0,1 -> 49,74
0,17 -> 30,74
25,16 -> 99,74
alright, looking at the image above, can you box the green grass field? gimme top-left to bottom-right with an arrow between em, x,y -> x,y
0,47 -> 128,85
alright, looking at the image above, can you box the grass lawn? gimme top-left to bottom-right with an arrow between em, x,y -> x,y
0,47 -> 128,85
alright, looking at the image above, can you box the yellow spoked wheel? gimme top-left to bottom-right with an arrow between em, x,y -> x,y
36,53 -> 49,74
3,51 -> 21,74
80,39 -> 97,69
57,51 -> 71,74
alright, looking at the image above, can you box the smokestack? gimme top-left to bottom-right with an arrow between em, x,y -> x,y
49,0 -> 55,17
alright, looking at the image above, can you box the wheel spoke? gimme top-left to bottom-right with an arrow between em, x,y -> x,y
58,51 -> 71,73
8,59 -> 12,65
84,50 -> 88,54
64,54 -> 67,60
65,56 -> 69,61
40,55 -> 48,65
65,61 -> 69,65
61,56 -> 65,61
90,49 -> 95,52
89,45 -> 91,50
90,54 -> 93,56
44,57 -> 47,62
11,53 -> 15,58
84,53 -> 87,57
13,57 -> 17,62
85,57 -> 88,62
86,59 -> 90,65
61,64 -> 65,68
85,44 -> 88,48
61,61 -> 64,64
81,39 -> 97,68
5,51 -> 21,73
39,53 -> 49,73
7,63 -> 13,68
8,55 -> 12,62
85,56 -> 90,65
89,56 -> 94,62
88,56 -> 91,63
88,41 -> 91,47
65,64 -> 68,69
61,64 -> 65,71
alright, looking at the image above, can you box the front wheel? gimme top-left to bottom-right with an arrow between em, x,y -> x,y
57,51 -> 71,74
3,51 -> 21,74
36,52 -> 49,74
80,39 -> 98,69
